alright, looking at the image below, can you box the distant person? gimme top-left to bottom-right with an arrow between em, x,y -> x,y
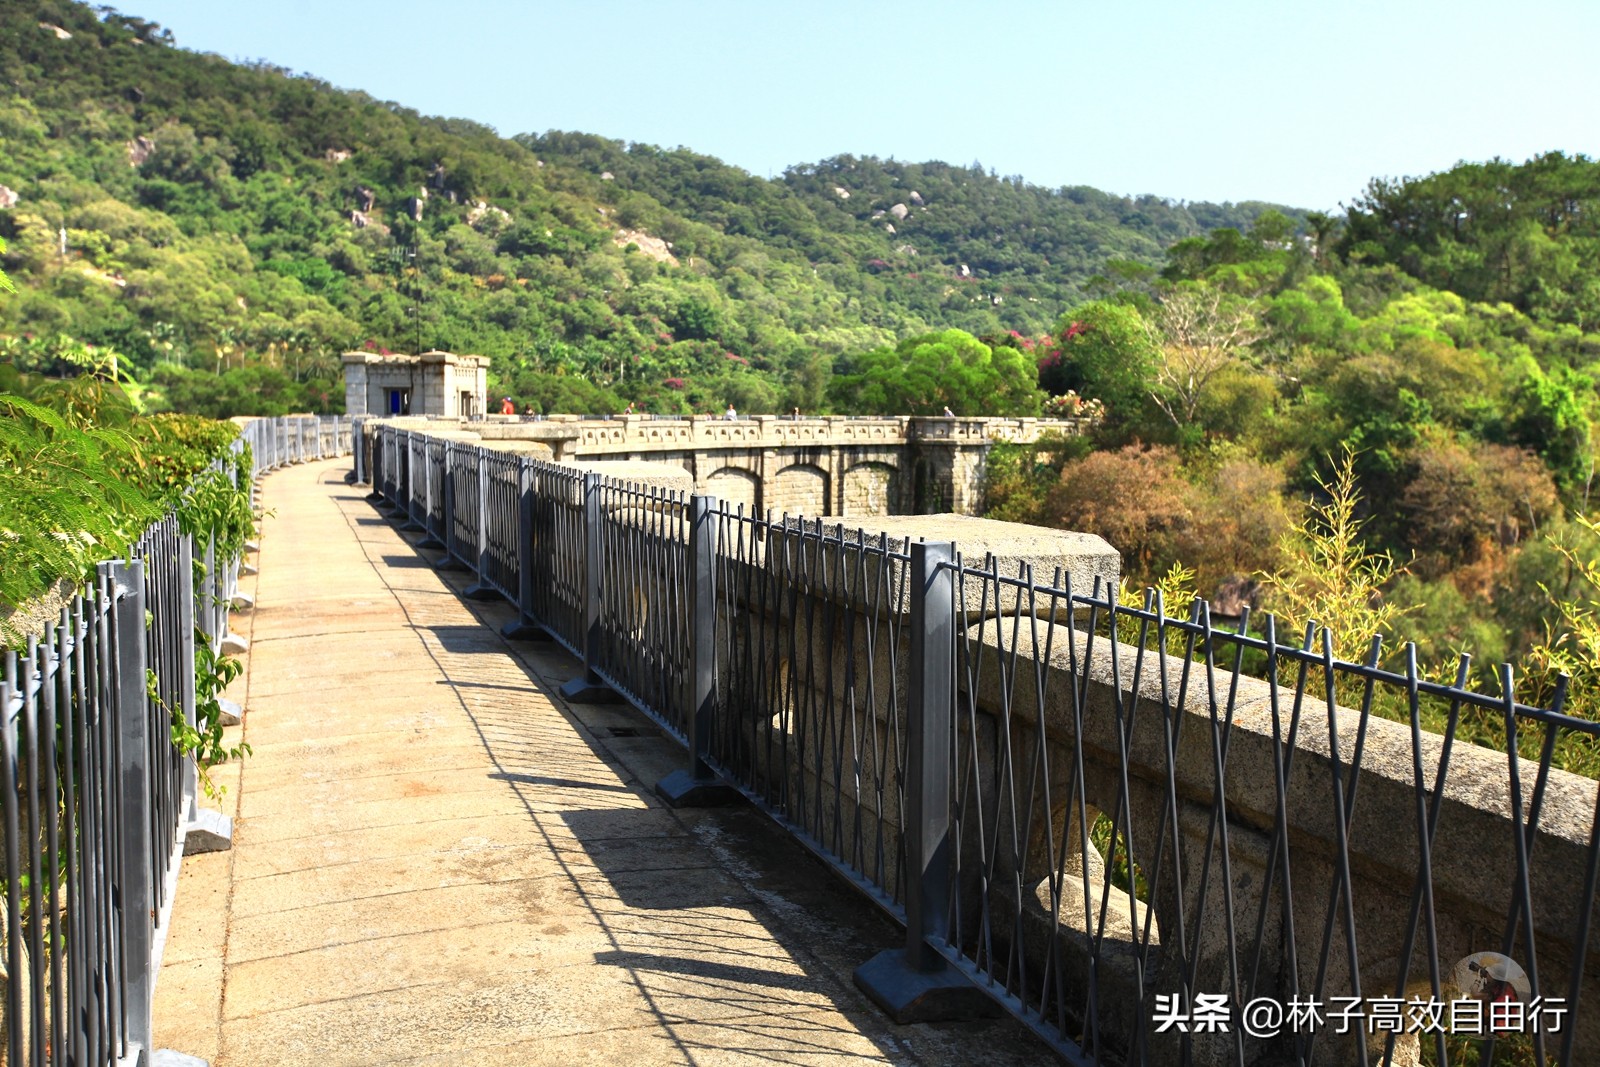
724,404 -> 737,420
792,407 -> 801,420
522,404 -> 534,416
942,405 -> 955,417
624,401 -> 635,415
500,396 -> 515,415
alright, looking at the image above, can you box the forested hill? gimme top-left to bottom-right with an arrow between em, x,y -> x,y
0,1 -> 1293,414
519,131 -> 1294,313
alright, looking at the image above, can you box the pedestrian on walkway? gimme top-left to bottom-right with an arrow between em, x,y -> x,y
724,404 -> 737,420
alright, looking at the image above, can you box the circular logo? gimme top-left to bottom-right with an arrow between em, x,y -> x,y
1452,952 -> 1531,1004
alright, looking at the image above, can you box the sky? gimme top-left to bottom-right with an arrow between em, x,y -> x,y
124,0 -> 1600,212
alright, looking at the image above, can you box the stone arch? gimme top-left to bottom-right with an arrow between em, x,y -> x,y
770,463 -> 828,518
704,466 -> 760,512
842,461 -> 900,517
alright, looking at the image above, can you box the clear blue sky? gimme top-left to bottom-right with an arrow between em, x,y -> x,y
125,0 -> 1599,212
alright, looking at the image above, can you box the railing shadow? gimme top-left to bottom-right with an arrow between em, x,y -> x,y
349,490 -> 1052,1065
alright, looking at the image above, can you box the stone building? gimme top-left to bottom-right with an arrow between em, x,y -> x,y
341,350 -> 490,417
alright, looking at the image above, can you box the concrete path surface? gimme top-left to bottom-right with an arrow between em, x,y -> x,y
152,458 -> 1051,1066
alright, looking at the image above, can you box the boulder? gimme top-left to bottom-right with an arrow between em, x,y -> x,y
889,203 -> 910,220
355,185 -> 376,211
0,185 -> 18,209
1209,575 -> 1263,619
909,190 -> 925,205
128,135 -> 156,166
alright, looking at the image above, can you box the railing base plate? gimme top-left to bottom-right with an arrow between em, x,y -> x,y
462,583 -> 500,602
853,949 -> 1001,1025
183,808 -> 234,855
559,675 -> 623,704
655,770 -> 739,809
416,535 -> 446,551
500,618 -> 552,642
433,555 -> 471,573
152,1049 -> 209,1067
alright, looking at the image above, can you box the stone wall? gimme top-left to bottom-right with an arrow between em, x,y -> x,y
361,413 -> 1091,518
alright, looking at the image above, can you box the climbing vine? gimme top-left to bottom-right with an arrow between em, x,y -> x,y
172,442 -> 256,785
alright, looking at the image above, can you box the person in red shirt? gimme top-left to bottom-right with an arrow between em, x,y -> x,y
500,396 -> 515,415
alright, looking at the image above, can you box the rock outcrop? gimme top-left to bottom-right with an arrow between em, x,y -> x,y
613,228 -> 680,266
128,135 -> 156,166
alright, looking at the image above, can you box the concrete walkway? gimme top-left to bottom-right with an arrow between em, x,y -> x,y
152,458 -> 1049,1066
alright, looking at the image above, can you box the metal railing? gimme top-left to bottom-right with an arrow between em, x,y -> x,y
361,423 -> 1600,1066
237,415 -> 352,477
710,510 -> 913,908
0,498 -> 249,1066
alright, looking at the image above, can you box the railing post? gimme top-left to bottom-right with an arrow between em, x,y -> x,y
418,441 -> 445,552
905,540 -> 954,968
463,448 -> 497,600
177,534 -> 200,812
107,559 -> 156,1063
501,457 -> 549,641
559,472 -> 619,703
854,540 -> 995,1023
179,535 -> 233,854
656,494 -> 736,807
435,443 -> 468,572
401,433 -> 424,532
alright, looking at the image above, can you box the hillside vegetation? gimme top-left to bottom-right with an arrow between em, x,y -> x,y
6,3 -> 1600,735
985,151 -> 1600,732
0,1 -> 1284,417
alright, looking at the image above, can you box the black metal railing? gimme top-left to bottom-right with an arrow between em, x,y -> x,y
360,422 -> 1600,1066
0,413 -> 346,1065
591,477 -> 693,738
480,450 -> 523,604
0,500 -> 251,1065
237,415 -> 352,477
709,510 -> 913,910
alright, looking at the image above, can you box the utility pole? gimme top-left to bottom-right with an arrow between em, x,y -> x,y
408,244 -> 422,355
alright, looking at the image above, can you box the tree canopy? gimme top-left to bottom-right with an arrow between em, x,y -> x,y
826,329 -> 1043,416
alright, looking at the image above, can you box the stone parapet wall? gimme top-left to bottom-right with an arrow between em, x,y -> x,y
357,413 -> 1092,518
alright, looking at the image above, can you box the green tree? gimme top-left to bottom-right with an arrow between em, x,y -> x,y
1505,356 -> 1594,495
1045,302 -> 1159,429
826,329 -> 1043,416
